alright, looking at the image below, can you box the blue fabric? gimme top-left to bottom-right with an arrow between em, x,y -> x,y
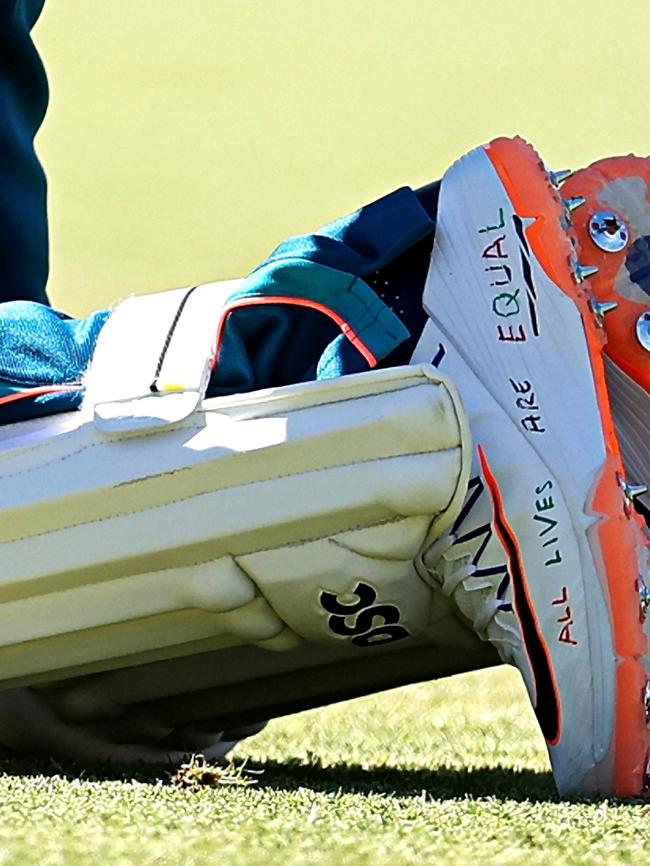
0,303 -> 109,423
0,186 -> 436,425
0,0 -> 49,305
209,257 -> 411,394
208,187 -> 434,393
261,187 -> 434,276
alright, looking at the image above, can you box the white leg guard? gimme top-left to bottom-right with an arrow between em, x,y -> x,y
31,600 -> 497,742
0,286 -> 471,688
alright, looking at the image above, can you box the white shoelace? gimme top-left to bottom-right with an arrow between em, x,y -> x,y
423,532 -> 517,663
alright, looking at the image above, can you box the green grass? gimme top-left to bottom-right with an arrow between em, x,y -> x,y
1,667 -> 649,866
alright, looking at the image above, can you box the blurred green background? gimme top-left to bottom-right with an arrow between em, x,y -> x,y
35,0 -> 650,316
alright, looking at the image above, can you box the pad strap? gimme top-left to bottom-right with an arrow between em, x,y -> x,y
83,280 -> 243,434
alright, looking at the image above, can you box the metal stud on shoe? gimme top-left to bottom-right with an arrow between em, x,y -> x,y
573,261 -> 599,283
625,482 -> 649,502
590,299 -> 618,325
639,579 -> 650,621
549,168 -> 573,187
620,479 -> 648,517
640,576 -> 650,619
637,312 -> 650,352
563,195 -> 586,215
588,211 -> 629,253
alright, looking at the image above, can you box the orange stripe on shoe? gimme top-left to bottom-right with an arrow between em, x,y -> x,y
591,461 -> 649,796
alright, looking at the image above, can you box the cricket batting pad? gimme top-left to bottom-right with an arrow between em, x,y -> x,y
0,284 -> 470,688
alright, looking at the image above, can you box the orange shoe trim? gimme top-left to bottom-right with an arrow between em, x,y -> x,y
562,156 -> 650,393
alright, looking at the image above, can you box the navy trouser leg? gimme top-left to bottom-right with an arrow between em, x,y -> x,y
0,0 -> 49,304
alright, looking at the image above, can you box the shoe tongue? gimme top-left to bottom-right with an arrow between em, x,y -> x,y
605,356 -> 650,511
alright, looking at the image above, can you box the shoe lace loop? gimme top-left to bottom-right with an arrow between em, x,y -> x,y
422,531 -> 515,662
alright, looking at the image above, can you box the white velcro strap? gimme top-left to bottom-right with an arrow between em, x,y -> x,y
83,280 -> 243,434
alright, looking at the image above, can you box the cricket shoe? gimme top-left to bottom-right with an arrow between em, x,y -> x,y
560,156 -> 650,520
411,136 -> 650,797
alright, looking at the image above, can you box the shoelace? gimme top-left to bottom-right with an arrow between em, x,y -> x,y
422,532 -> 517,661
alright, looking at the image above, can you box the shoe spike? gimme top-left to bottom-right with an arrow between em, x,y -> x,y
563,195 -> 586,214
637,311 -> 650,352
624,482 -> 648,501
573,262 -> 599,283
588,211 -> 629,253
549,169 -> 573,187
590,299 -> 618,325
639,579 -> 650,621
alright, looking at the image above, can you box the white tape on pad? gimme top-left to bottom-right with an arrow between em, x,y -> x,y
83,280 -> 243,433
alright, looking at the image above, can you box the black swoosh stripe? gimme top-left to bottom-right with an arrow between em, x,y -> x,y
512,214 -> 540,337
477,444 -> 561,744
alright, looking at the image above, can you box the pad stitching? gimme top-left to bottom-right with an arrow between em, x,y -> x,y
0,372 -> 444,472
0,386 -> 454,480
0,449 -> 460,544
0,515 -> 426,606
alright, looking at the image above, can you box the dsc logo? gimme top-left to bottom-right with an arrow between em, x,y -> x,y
319,581 -> 410,648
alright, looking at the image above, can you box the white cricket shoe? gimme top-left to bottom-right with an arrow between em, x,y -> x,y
413,136 -> 650,797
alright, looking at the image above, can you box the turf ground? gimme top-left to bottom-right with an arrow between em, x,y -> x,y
7,3 -> 650,864
1,667 -> 650,866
